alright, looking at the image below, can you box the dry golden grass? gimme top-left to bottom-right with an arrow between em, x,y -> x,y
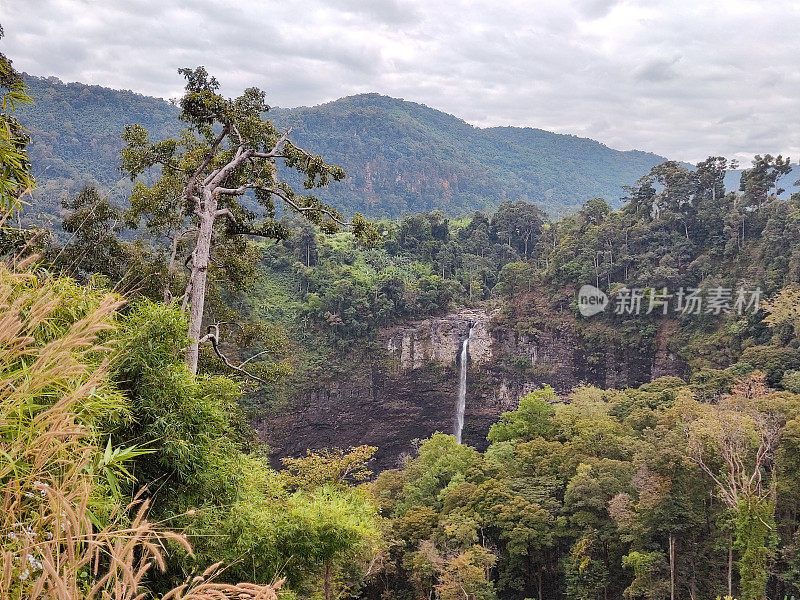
0,266 -> 281,599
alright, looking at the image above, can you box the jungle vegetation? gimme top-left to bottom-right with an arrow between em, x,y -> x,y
4,37 -> 800,600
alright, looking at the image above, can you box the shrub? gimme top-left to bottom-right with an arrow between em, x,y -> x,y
0,267 -> 280,599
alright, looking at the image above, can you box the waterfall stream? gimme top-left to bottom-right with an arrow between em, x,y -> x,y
454,324 -> 474,444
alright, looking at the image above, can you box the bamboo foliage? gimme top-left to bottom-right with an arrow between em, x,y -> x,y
0,266 -> 280,599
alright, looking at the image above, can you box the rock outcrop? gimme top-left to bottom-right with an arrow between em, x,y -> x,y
379,308 -> 492,371
256,361 -> 458,471
257,305 -> 688,471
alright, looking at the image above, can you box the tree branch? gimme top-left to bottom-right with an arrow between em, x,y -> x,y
230,121 -> 244,150
194,125 -> 229,189
207,148 -> 253,189
264,186 -> 349,227
214,208 -> 238,224
199,323 -> 269,384
240,349 -> 274,366
250,128 -> 293,160
214,185 -> 251,197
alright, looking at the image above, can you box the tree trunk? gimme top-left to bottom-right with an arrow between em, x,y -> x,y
728,535 -> 733,597
164,229 -> 181,303
537,567 -> 543,600
669,533 -> 676,600
740,216 -> 745,248
324,561 -> 332,600
186,191 -> 216,375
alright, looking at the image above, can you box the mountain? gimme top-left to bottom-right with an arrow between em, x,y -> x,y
17,76 -> 182,227
19,75 -> 670,221
269,94 -> 668,217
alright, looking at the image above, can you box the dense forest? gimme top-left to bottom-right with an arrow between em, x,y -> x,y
4,32 -> 800,600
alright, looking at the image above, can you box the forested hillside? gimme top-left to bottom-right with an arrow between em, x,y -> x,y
18,74 -> 669,222
26,144 -> 800,600
252,155 -> 800,600
268,94 -> 668,216
17,76 -> 181,227
5,55 -> 800,600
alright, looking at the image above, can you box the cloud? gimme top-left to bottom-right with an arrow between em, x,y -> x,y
572,0 -> 622,20
336,0 -> 422,25
2,0 -> 800,163
634,57 -> 681,83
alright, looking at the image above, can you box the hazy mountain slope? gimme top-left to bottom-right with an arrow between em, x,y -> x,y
270,93 -> 668,216
18,75 -> 670,220
19,75 -> 182,226
21,75 -> 181,185
476,125 -> 666,215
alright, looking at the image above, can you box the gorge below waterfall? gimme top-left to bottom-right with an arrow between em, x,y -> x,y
454,323 -> 474,443
257,306 -> 685,471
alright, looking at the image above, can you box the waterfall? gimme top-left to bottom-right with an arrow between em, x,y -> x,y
454,324 -> 474,444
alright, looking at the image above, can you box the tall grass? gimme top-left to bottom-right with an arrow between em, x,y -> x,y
0,266 -> 280,599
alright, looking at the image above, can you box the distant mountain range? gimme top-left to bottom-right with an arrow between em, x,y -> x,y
16,74 -> 723,222
267,93 -> 670,217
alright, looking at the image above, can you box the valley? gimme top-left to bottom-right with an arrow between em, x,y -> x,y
4,45 -> 800,600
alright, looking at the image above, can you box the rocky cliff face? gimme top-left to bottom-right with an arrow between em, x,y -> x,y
379,308 -> 492,370
257,361 -> 457,471
258,305 -> 687,471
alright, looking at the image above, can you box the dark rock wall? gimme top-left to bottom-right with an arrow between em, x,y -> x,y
256,307 -> 688,471
256,360 -> 459,471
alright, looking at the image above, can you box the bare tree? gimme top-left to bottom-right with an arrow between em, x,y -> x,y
122,67 -> 376,374
686,372 -> 782,600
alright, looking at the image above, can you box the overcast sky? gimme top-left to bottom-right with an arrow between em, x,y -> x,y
3,0 -> 799,164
